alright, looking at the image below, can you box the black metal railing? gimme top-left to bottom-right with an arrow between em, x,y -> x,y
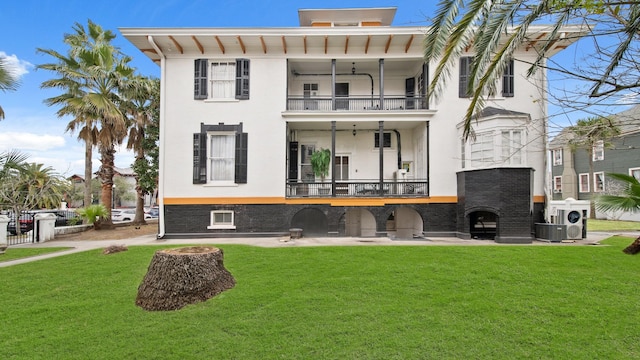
286,180 -> 428,197
287,96 -> 428,112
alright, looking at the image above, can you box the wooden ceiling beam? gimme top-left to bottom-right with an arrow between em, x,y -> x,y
344,35 -> 349,54
259,36 -> 267,54
384,35 -> 393,53
191,36 -> 204,54
215,36 -> 225,54
364,35 -> 371,54
168,36 -> 183,54
404,34 -> 414,53
237,36 -> 246,54
303,35 -> 307,54
281,36 -> 287,54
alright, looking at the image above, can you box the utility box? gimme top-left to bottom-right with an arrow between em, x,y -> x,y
547,198 -> 590,240
535,223 -> 566,242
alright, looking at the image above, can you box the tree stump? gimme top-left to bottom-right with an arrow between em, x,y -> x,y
135,246 -> 235,311
623,236 -> 640,255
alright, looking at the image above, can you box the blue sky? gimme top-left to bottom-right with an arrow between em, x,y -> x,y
0,1 -> 620,177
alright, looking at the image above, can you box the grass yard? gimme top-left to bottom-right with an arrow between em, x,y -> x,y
0,247 -> 71,262
588,219 -> 640,231
1,237 -> 639,359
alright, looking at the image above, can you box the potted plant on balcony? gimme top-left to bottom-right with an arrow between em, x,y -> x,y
311,148 -> 331,194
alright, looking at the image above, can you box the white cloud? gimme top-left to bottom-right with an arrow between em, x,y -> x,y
0,51 -> 33,79
0,132 -> 65,151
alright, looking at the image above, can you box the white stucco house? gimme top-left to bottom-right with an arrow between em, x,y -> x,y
120,7 -> 584,242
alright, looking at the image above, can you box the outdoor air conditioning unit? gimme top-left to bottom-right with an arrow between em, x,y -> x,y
558,209 -> 583,240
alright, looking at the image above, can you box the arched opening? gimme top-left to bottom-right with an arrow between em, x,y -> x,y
344,208 -> 376,237
469,211 -> 498,240
391,207 -> 424,239
291,208 -> 328,236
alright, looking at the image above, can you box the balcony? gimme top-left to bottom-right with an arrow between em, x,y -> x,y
286,179 -> 429,198
287,96 -> 428,112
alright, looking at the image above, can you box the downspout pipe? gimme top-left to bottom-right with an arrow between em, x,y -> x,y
147,35 -> 167,239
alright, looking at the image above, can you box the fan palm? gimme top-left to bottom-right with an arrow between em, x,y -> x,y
595,173 -> 640,214
0,56 -> 20,120
122,76 -> 159,224
38,20 -> 133,227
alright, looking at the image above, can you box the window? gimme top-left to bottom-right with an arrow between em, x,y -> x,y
552,149 -> 563,166
502,59 -> 514,97
630,167 -> 640,181
208,210 -> 235,229
459,56 -> 473,98
553,176 -> 562,193
208,133 -> 235,182
303,83 -> 318,110
194,59 -> 250,100
593,140 -> 604,161
193,123 -> 248,185
579,173 -> 590,193
374,133 -> 392,148
334,156 -> 349,180
470,132 -> 494,167
594,172 -> 605,192
501,129 -> 523,165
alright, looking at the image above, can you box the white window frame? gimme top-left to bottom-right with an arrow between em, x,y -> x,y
553,176 -> 562,193
592,140 -> 604,161
209,61 -> 236,100
207,210 -> 236,230
593,171 -> 605,192
470,132 -> 494,167
501,129 -> 524,165
629,167 -> 640,181
207,132 -> 236,184
579,173 -> 590,193
552,149 -> 563,166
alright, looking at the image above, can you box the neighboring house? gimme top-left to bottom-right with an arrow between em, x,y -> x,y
549,105 -> 640,221
66,167 -> 154,209
121,7 -> 584,242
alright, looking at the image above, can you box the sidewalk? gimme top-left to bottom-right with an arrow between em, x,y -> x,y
1,230 -> 635,268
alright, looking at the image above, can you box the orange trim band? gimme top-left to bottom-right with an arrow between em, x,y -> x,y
164,196 -> 459,207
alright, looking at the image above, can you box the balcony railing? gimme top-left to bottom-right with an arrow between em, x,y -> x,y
286,180 -> 429,197
287,96 -> 428,112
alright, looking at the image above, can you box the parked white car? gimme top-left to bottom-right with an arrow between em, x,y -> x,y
111,209 -> 136,222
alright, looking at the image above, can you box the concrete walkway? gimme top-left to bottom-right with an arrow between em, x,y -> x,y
1,231 -> 636,268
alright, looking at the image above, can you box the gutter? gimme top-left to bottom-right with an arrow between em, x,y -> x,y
147,35 -> 167,239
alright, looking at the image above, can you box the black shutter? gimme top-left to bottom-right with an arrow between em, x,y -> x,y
235,59 -> 250,100
288,141 -> 298,183
502,59 -> 514,97
235,132 -> 248,183
405,77 -> 415,109
459,57 -> 471,98
193,133 -> 207,184
422,62 -> 429,109
194,59 -> 208,100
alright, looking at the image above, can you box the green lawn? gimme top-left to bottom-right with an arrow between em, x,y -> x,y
588,219 -> 640,231
1,238 -> 639,359
0,247 -> 71,262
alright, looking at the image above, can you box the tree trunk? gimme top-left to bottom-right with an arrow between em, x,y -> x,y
588,150 -> 597,219
83,140 -> 92,208
132,148 -> 147,226
97,146 -> 115,228
136,246 -> 236,311
623,236 -> 640,255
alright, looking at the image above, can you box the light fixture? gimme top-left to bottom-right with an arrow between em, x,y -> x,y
352,124 -> 356,136
352,62 -> 356,74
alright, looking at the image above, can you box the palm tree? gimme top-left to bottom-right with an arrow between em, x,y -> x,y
122,76 -> 159,225
424,1 -> 640,139
568,116 -> 620,218
38,20 -> 134,228
0,56 -> 20,120
596,173 -> 640,254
